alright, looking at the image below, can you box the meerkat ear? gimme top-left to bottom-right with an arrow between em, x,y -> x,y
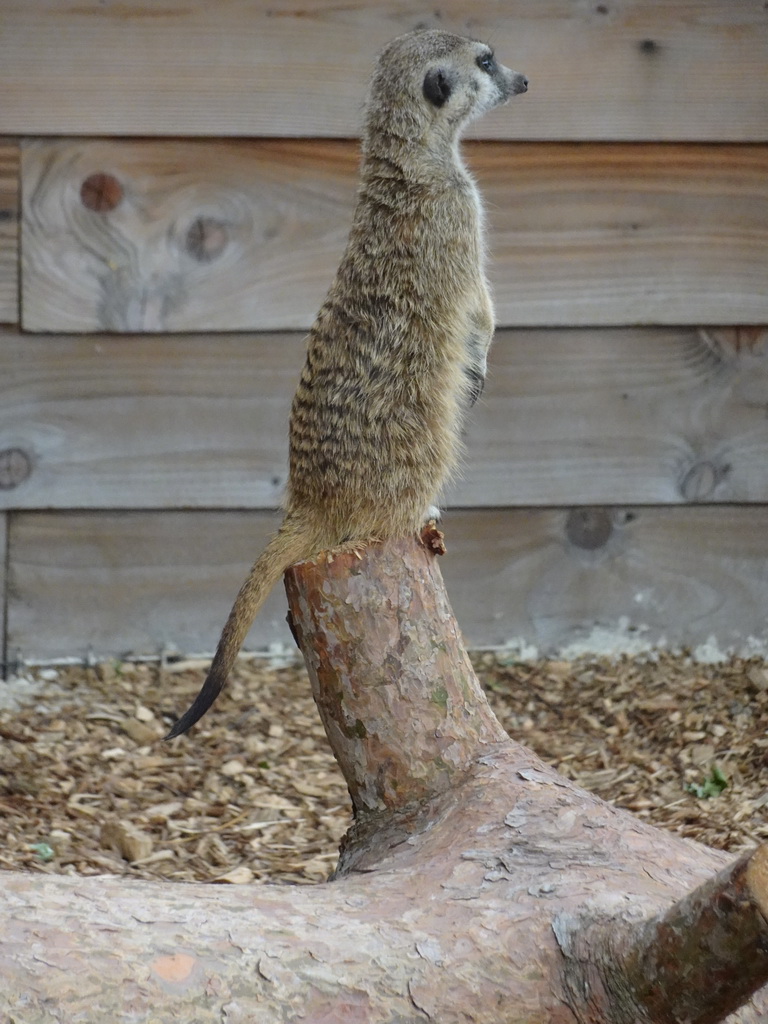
423,68 -> 453,107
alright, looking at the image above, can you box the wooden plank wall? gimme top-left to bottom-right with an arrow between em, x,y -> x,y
1,1 -> 768,668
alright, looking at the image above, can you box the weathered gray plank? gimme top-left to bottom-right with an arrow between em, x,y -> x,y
6,511 -> 291,663
466,325 -> 768,506
8,507 -> 768,663
1,1 -> 766,141
21,140 -> 768,331
0,142 -> 18,324
0,330 -> 297,510
2,327 -> 768,511
0,513 -> 7,677
445,506 -> 768,655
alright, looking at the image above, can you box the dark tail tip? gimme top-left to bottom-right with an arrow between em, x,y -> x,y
165,667 -> 226,739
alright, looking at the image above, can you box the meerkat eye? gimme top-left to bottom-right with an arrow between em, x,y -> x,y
476,52 -> 496,74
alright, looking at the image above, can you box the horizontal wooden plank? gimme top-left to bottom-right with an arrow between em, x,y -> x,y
0,331 -> 295,510
6,510 -> 292,662
1,1 -> 766,140
485,144 -> 768,327
0,513 -> 6,676
464,325 -> 768,506
21,139 -> 357,333
0,142 -> 19,324
3,327 -> 768,510
21,140 -> 768,331
447,506 -> 768,654
8,507 -> 768,663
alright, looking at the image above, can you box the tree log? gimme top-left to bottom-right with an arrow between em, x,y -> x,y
1,535 -> 767,1023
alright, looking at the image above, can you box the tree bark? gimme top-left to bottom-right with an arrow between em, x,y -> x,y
556,843 -> 768,1024
615,845 -> 768,1024
1,535 -> 767,1023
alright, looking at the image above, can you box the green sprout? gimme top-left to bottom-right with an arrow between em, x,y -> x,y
687,764 -> 728,799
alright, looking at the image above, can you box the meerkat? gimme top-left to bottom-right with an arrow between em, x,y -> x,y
166,29 -> 527,738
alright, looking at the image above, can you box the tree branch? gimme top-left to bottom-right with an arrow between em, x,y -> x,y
615,843 -> 768,1024
284,535 -> 507,817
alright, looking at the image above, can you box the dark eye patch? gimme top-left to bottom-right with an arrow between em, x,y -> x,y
476,52 -> 496,74
423,68 -> 453,107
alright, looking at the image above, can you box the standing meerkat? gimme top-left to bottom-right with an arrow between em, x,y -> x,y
167,29 -> 527,738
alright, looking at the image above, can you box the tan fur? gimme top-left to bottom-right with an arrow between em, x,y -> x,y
167,29 -> 527,737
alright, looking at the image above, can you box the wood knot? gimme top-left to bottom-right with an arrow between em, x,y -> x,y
80,173 -> 124,213
565,508 -> 613,551
185,217 -> 228,262
0,448 -> 33,490
638,39 -> 660,55
679,460 -> 731,502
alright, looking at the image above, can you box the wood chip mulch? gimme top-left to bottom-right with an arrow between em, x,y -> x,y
0,651 -> 766,885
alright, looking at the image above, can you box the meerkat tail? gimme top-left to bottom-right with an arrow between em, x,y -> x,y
166,524 -> 315,738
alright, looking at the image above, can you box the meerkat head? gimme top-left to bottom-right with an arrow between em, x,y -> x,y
365,29 -> 527,147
